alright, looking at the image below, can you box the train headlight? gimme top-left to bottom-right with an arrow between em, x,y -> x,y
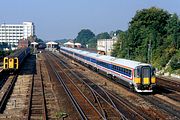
134,77 -> 141,84
151,77 -> 156,83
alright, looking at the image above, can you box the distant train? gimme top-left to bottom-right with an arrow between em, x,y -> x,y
3,47 -> 30,71
60,47 -> 156,92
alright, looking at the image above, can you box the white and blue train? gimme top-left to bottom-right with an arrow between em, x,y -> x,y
60,47 -> 156,92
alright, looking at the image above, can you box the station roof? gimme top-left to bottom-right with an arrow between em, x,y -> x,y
74,43 -> 81,46
64,41 -> 74,45
46,41 -> 58,45
31,42 -> 38,45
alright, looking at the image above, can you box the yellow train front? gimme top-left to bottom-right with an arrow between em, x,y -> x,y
3,48 -> 30,72
3,57 -> 19,70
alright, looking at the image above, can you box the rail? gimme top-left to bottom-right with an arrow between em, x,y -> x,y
157,76 -> 180,92
45,53 -> 104,120
51,52 -> 128,119
27,60 -> 47,120
0,74 -> 18,113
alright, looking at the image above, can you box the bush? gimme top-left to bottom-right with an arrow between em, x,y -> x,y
170,54 -> 180,70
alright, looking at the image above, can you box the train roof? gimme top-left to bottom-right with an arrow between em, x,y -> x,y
61,47 -> 151,69
87,52 -> 101,58
79,50 -> 90,55
8,47 -> 30,57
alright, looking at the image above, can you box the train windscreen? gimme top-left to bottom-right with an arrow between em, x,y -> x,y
142,66 -> 151,84
142,67 -> 150,78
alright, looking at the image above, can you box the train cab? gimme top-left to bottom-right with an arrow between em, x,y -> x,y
134,65 -> 156,92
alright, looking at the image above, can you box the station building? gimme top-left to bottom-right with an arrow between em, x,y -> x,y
97,36 -> 118,55
0,22 -> 35,49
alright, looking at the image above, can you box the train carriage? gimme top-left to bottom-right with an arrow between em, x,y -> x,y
60,46 -> 156,92
3,47 -> 30,71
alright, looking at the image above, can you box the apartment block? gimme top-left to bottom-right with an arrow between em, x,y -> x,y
0,22 -> 35,47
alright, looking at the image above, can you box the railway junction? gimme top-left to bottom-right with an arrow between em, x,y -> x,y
0,48 -> 179,120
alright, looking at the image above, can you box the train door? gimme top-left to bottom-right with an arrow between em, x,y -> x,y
141,66 -> 151,85
9,58 -> 14,69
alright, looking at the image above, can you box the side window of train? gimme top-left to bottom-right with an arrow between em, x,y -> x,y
134,69 -> 140,77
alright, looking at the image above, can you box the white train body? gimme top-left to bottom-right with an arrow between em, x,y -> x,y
60,47 -> 156,92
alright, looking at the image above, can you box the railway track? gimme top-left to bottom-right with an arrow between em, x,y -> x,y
27,60 -> 47,120
157,76 -> 180,92
73,71 -> 148,120
51,52 -> 151,120
51,53 -> 125,119
140,94 -> 180,119
0,74 -> 18,113
45,52 -> 106,119
57,51 -> 180,119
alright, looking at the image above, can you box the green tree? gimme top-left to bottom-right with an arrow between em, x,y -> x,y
35,38 -> 44,43
96,32 -> 111,39
170,50 -> 180,70
87,37 -> 97,48
112,7 -> 180,71
76,29 -> 95,46
165,14 -> 180,49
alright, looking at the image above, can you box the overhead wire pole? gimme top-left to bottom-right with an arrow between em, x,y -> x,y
148,35 -> 152,64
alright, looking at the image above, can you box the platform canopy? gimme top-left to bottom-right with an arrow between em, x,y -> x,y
46,41 -> 58,45
46,41 -> 58,48
31,42 -> 38,45
64,41 -> 74,45
74,43 -> 81,46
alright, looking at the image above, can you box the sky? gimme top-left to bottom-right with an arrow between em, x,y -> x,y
0,0 -> 180,41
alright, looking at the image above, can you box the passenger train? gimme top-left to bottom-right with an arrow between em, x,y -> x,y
3,47 -> 30,71
60,47 -> 156,92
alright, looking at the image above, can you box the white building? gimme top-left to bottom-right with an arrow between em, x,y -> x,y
0,22 -> 35,47
97,36 -> 118,55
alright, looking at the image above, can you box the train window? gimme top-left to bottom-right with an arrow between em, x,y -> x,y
14,59 -> 17,63
134,69 -> 140,77
125,69 -> 127,73
121,67 -> 123,72
14,64 -> 17,69
142,67 -> 150,78
128,70 -> 132,77
113,65 -> 116,70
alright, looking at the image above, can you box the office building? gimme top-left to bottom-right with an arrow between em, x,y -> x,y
0,22 -> 35,48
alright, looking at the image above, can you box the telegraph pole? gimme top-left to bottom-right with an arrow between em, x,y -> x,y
148,38 -> 152,64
